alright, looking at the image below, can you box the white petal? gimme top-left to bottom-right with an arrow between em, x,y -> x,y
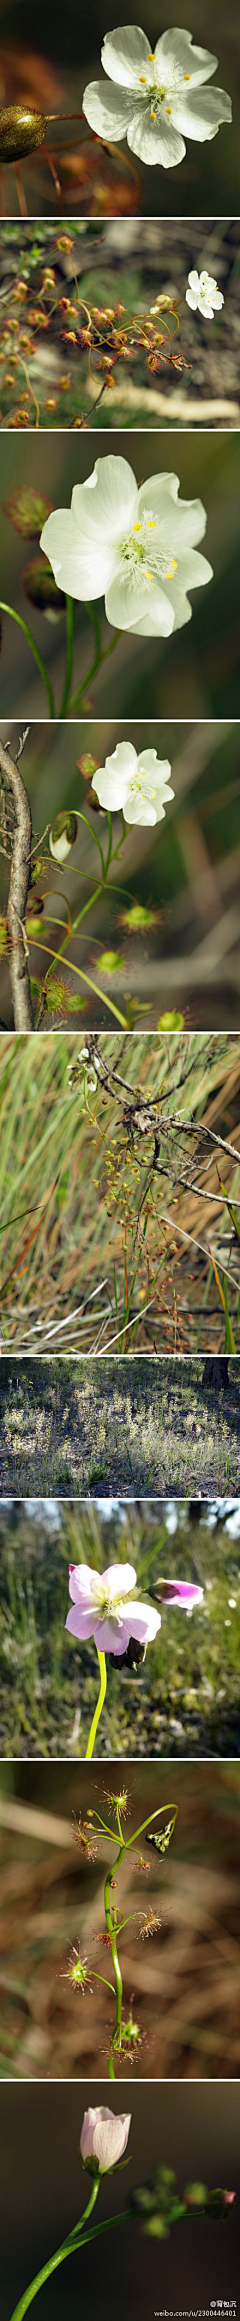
187,270 -> 200,292
198,296 -> 214,317
101,25 -> 151,87
136,751 -> 172,781
40,506 -> 113,601
186,288 -> 198,309
94,770 -> 129,808
82,79 -> 134,139
127,103 -> 185,166
102,1561 -> 137,1595
154,29 -> 218,86
105,741 -> 138,780
123,795 -> 162,826
138,477 -> 208,550
172,85 -> 232,139
72,456 -> 138,543
132,600 -> 192,637
105,570 -> 174,634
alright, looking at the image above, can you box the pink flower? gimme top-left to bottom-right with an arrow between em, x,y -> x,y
156,1580 -> 203,1608
80,2105 -> 131,2174
66,1561 -> 161,1655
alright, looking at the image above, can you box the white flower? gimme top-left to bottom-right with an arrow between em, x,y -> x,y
65,1559 -> 161,1654
40,455 -> 213,641
80,2106 -> 131,2174
186,269 -> 224,318
93,742 -> 175,827
82,24 -> 232,169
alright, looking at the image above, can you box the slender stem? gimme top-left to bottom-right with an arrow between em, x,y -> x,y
0,604 -> 55,718
68,616 -> 120,715
9,2182 -> 100,2321
32,937 -> 128,1026
104,1846 -> 125,2072
59,595 -> 75,717
85,1650 -> 107,1760
9,2201 -> 131,2321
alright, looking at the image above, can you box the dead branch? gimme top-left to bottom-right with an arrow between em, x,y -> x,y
0,737 -> 33,1028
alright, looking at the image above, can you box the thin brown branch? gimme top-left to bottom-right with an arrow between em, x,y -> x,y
0,737 -> 33,1028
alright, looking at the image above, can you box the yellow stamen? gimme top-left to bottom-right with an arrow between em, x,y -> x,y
139,75 -> 146,81
148,52 -> 155,59
133,523 -> 141,531
145,569 -> 154,578
184,73 -> 191,79
151,109 -> 156,118
147,519 -> 155,528
166,106 -> 172,113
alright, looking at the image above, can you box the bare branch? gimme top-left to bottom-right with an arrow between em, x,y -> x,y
0,737 -> 33,1029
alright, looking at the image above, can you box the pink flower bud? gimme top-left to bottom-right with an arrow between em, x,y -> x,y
79,2105 -> 131,2175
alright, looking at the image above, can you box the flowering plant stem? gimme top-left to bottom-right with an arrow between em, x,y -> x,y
0,596 -> 120,722
9,2191 -> 131,2321
79,1799 -> 178,2074
85,1650 -> 107,1758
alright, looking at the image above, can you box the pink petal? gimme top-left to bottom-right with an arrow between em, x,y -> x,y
102,1562 -> 136,1593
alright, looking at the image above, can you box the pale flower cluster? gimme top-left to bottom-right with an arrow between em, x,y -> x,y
82,23 -> 232,169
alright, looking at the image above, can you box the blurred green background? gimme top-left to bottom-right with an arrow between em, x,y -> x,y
0,0 -> 239,216
1,2080 -> 239,2321
1,718 -> 240,1031
0,1497 -> 239,1756
0,431 -> 240,717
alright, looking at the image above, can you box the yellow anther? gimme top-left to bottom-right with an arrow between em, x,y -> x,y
133,523 -> 141,531
148,52 -> 155,59
184,72 -> 191,78
139,75 -> 146,82
145,569 -> 154,578
147,519 -> 155,528
151,109 -> 156,118
166,106 -> 172,113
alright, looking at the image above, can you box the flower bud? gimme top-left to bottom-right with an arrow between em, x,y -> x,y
23,554 -> 66,617
76,753 -> 98,779
49,812 -> 78,862
3,488 -> 54,538
0,105 -> 46,161
79,2106 -> 131,2177
157,1011 -> 185,1029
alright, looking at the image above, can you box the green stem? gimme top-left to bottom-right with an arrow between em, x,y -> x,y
59,595 -> 75,717
9,2202 -> 131,2321
0,603 -> 55,718
104,1846 -> 125,2074
9,2182 -> 100,2321
68,613 -> 120,715
85,1649 -> 107,1759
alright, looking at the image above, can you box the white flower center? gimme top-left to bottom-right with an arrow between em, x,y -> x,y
138,54 -> 192,121
119,510 -> 178,594
94,1576 -> 130,1626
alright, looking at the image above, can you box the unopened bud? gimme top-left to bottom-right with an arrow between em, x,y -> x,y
23,554 -> 66,617
0,105 -> 46,161
3,488 -> 54,538
49,812 -> 78,862
77,753 -> 98,778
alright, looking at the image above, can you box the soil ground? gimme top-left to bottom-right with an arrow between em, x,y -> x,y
0,1357 -> 240,1496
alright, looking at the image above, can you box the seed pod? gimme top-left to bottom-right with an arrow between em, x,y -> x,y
0,106 -> 46,161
